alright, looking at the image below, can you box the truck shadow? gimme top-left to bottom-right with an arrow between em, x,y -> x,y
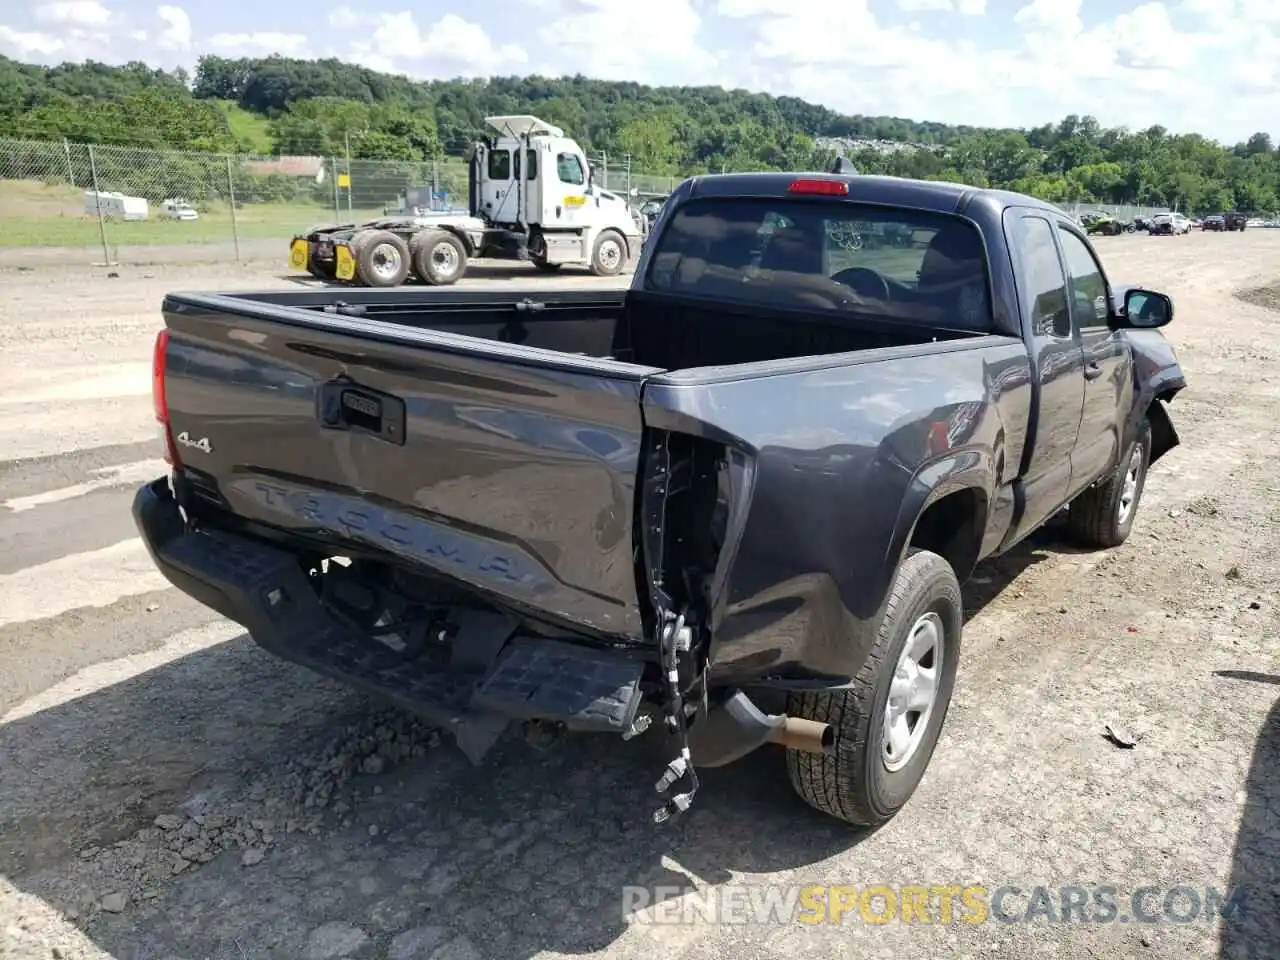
1216,679 -> 1279,959
960,514 -> 1085,622
0,634 -> 862,959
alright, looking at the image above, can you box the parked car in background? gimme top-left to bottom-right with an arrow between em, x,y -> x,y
1149,213 -> 1192,235
1202,214 -> 1225,232
1082,212 -> 1133,236
1224,212 -> 1248,231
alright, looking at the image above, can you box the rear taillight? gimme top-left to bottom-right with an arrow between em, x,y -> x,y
152,328 -> 180,466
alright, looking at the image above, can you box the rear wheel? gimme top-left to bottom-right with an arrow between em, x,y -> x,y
410,229 -> 467,285
1065,418 -> 1151,548
529,230 -> 562,272
589,229 -> 627,277
353,230 -> 410,287
785,548 -> 962,826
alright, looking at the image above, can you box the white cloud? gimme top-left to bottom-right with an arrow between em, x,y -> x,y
346,12 -> 526,77
327,7 -> 361,30
210,31 -> 310,57
532,0 -> 719,84
1012,0 -> 1081,34
33,2 -> 111,26
712,0 -> 1279,142
156,5 -> 192,51
897,0 -> 954,12
0,25 -> 65,59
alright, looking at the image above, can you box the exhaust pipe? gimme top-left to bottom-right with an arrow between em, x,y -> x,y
766,716 -> 835,755
687,691 -> 836,767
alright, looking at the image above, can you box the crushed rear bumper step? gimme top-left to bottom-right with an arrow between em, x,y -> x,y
132,476 -> 645,763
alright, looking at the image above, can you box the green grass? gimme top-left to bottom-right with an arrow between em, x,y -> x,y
217,100 -> 275,155
0,177 -> 392,247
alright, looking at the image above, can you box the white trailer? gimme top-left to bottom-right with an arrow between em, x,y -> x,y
84,191 -> 149,221
290,115 -> 645,286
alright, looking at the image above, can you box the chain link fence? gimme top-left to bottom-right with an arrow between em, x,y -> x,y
0,138 -> 502,267
1059,202 -> 1172,222
0,135 -> 1190,269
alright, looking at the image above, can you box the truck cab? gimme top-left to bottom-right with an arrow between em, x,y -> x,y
469,115 -> 641,270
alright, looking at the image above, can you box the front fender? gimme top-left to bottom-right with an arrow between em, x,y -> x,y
1122,329 -> 1186,461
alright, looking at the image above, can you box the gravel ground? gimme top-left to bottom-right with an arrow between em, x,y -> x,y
0,235 -> 1277,960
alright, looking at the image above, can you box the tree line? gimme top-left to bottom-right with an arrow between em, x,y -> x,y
2,53 -> 1278,214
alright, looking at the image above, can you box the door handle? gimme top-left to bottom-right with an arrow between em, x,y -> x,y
1083,361 -> 1104,381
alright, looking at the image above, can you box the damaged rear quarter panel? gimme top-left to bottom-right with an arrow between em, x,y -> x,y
640,336 -> 1030,689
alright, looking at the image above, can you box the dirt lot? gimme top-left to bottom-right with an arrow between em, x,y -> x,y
0,235 -> 1277,960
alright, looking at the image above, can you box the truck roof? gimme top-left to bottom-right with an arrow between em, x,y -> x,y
485,115 -> 564,139
681,171 -> 1067,218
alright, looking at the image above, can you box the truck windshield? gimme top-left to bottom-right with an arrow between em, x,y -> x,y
645,197 -> 992,331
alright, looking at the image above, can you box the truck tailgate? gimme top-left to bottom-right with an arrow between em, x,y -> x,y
161,293 -> 662,640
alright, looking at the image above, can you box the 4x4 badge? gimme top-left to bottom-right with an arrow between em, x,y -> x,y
175,431 -> 212,454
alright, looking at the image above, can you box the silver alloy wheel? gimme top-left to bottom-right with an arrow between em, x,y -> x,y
1117,445 -> 1143,525
432,241 -> 459,277
370,242 -> 402,281
882,611 -> 944,772
597,238 -> 622,272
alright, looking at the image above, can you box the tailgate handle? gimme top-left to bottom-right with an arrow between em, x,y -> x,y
319,380 -> 406,445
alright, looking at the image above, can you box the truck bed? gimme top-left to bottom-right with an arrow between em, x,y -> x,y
216,286 -> 982,368
159,285 -> 1017,655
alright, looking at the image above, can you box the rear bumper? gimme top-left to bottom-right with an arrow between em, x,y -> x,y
132,476 -> 648,763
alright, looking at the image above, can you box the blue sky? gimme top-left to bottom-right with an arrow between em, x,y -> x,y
2,0 -> 1277,144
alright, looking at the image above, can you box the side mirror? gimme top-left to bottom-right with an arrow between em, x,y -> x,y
1120,288 -> 1174,329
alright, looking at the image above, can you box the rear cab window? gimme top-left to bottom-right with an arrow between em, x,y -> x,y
645,197 -> 993,331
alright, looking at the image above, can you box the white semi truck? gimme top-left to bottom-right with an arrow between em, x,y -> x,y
289,115 -> 646,286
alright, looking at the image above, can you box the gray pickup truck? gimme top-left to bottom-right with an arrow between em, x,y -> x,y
134,171 -> 1186,827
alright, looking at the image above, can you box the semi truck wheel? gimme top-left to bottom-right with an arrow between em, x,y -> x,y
410,229 -> 467,285
589,229 -> 626,277
785,548 -> 962,826
529,231 -> 562,272
354,230 -> 410,287
1065,418 -> 1151,548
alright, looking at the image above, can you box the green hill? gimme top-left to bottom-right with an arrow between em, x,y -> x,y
1,53 -> 1277,212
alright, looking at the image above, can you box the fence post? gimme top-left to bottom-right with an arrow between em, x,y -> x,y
63,138 -> 75,186
87,144 -> 111,267
226,155 -> 241,263
344,134 -> 353,216
331,157 -> 340,219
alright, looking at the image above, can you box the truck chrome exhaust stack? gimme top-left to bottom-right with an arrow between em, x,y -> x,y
766,716 -> 835,755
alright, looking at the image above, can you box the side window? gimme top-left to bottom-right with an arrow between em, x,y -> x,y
513,149 -> 537,180
488,149 -> 511,181
556,152 -> 585,185
1057,227 -> 1110,330
1020,216 -> 1071,338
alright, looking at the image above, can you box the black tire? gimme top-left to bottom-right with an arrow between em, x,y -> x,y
306,257 -> 336,281
410,229 -> 467,286
305,241 -> 337,282
786,548 -> 962,827
528,230 -> 562,272
1065,418 -> 1151,548
589,229 -> 627,277
353,229 -> 410,288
